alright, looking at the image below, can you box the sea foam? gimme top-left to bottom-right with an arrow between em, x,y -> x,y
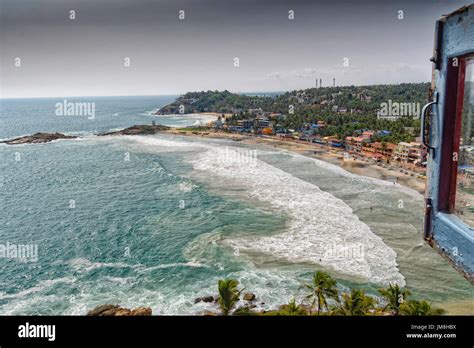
123,135 -> 405,285
190,145 -> 405,286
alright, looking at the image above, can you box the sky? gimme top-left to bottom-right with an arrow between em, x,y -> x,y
0,0 -> 472,98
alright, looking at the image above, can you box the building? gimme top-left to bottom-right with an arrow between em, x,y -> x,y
392,142 -> 411,163
255,116 -> 270,128
391,141 -> 426,167
361,131 -> 374,140
362,141 -> 396,161
330,139 -> 344,147
237,119 -> 253,129
407,142 -> 426,167
356,93 -> 372,102
345,136 -> 365,154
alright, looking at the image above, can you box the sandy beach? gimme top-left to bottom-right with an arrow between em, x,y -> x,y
166,129 -> 427,194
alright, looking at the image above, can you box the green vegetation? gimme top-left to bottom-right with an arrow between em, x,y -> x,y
217,279 -> 241,316
304,271 -> 339,315
331,288 -> 376,316
209,271 -> 445,316
278,298 -> 309,316
158,83 -> 430,143
378,283 -> 411,315
399,300 -> 446,316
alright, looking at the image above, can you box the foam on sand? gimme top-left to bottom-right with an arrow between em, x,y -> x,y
191,145 -> 405,286
121,135 -> 405,285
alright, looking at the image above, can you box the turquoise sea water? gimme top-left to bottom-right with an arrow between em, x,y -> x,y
0,97 -> 472,314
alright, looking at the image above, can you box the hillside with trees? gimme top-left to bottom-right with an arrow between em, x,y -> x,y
157,83 -> 431,143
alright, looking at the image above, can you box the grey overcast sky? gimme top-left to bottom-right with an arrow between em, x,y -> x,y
0,0 -> 472,98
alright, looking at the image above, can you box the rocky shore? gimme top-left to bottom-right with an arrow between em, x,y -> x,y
99,124 -> 170,136
1,132 -> 77,145
87,304 -> 152,316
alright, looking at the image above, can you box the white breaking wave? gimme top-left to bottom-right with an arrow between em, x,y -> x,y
190,145 -> 405,286
178,181 -> 198,192
121,135 -> 405,285
135,260 -> 208,273
69,258 -> 132,272
0,277 -> 77,300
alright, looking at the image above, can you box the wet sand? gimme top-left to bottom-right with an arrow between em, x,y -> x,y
166,129 -> 426,194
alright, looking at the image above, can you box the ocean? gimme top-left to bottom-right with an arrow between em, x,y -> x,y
0,96 -> 472,315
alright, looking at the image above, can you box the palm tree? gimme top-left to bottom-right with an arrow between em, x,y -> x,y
217,279 -> 241,316
378,283 -> 411,315
400,300 -> 446,316
304,271 -> 339,315
331,288 -> 375,316
278,298 -> 308,316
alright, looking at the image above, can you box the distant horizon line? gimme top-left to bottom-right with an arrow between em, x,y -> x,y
0,82 -> 431,100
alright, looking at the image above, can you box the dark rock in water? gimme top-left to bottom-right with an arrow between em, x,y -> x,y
194,297 -> 202,304
243,292 -> 256,301
87,304 -> 152,316
1,132 -> 77,145
86,304 -> 119,316
114,308 -> 132,316
201,296 -> 214,303
99,124 -> 170,136
130,307 -> 152,316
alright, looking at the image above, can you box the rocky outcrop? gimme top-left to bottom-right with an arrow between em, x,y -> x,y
194,296 -> 214,304
99,124 -> 170,136
87,304 -> 152,316
130,307 -> 153,316
1,132 -> 77,145
243,292 -> 256,301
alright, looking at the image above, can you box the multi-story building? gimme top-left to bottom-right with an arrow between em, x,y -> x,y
345,136 -> 365,154
392,142 -> 411,163
237,119 -> 253,129
392,141 -> 426,167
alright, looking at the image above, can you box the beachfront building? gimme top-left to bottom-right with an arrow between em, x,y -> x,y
236,119 -> 253,130
408,142 -> 427,167
330,139 -> 344,148
362,142 -> 396,162
345,136 -> 365,154
345,130 -> 374,154
255,116 -> 270,128
392,141 -> 426,168
392,142 -> 411,164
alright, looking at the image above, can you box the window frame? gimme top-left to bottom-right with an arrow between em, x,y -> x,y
438,55 -> 474,216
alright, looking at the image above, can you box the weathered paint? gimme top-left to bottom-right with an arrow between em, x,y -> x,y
425,4 -> 474,282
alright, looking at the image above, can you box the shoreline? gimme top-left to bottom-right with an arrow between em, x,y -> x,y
165,129 -> 426,194
0,126 -> 426,194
